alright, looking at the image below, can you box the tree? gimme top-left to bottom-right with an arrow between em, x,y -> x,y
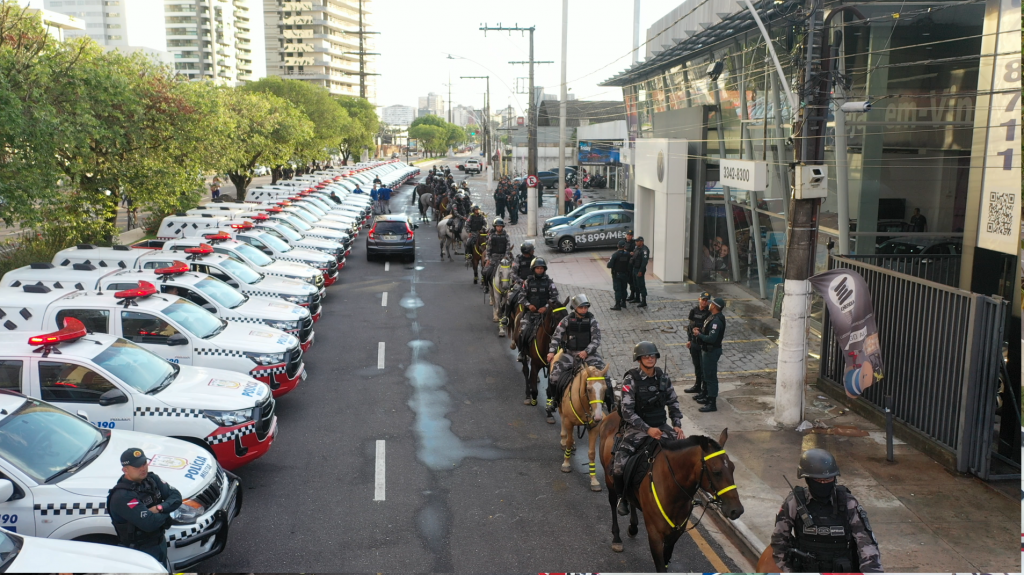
410,114 -> 446,130
408,124 -> 446,154
464,123 -> 481,143
336,95 -> 378,165
445,124 -> 467,148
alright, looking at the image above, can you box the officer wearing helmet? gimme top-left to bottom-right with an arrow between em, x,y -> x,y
482,218 -> 512,293
771,449 -> 882,573
514,257 -> 560,361
612,341 -> 684,515
464,205 -> 488,261
691,296 -> 726,412
505,242 -> 535,312
544,294 -> 606,414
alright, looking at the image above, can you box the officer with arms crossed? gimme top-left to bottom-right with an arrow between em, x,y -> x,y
544,294 -> 606,414
692,296 -> 726,412
771,448 -> 882,573
612,341 -> 684,515
515,257 -> 560,361
107,448 -> 183,568
683,292 -> 712,400
607,240 -> 632,310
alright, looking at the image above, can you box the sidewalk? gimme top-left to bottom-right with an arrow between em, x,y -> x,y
460,169 -> 1020,573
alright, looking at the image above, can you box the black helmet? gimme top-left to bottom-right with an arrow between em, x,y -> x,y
472,204 -> 480,212
797,448 -> 840,479
493,217 -> 505,227
531,257 -> 547,271
617,239 -> 626,248
520,241 -> 535,254
632,341 -> 660,361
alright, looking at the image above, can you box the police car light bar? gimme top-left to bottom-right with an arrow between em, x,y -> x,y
230,222 -> 254,230
203,231 -> 232,242
154,261 -> 189,275
276,201 -> 291,207
266,207 -> 283,213
184,244 -> 215,255
289,196 -> 303,201
250,213 -> 269,221
114,280 -> 157,300
29,317 -> 88,347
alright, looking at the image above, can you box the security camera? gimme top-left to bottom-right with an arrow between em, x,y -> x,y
840,101 -> 872,113
706,61 -> 724,82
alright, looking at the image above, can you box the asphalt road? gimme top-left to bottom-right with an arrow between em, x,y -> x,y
200,164 -> 740,573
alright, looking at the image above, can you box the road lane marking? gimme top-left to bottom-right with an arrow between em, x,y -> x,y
689,526 -> 729,572
385,261 -> 390,271
374,440 -> 386,501
382,292 -> 388,306
378,342 -> 385,369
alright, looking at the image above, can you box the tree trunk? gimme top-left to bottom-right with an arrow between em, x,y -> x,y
228,172 -> 251,202
271,167 -> 282,184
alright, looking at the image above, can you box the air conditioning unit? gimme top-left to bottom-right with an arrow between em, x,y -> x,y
793,164 -> 828,199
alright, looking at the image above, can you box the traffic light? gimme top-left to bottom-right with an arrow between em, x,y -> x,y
470,131 -> 476,136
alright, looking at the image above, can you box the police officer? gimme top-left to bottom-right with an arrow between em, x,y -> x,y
107,448 -> 183,567
493,180 -> 507,219
683,292 -> 712,400
503,242 -> 534,319
464,205 -> 488,260
515,257 -> 560,361
629,236 -> 650,307
544,294 -> 606,414
607,240 -> 631,310
623,231 -> 638,302
771,449 -> 882,573
613,341 -> 684,515
691,297 -> 726,412
482,218 -> 511,294
506,179 -> 520,225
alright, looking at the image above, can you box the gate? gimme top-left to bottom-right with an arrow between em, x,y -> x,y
819,255 -> 1012,479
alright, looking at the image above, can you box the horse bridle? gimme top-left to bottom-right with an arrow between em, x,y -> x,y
493,258 -> 512,294
647,447 -> 737,532
565,359 -> 605,431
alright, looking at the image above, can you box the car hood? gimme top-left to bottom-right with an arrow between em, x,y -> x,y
544,216 -> 571,228
236,295 -> 310,321
546,223 -> 573,234
262,260 -> 320,280
304,226 -> 349,240
253,275 -> 318,294
277,247 -> 333,264
210,321 -> 297,353
156,364 -> 271,411
295,237 -> 342,253
14,534 -> 166,573
57,429 -> 216,499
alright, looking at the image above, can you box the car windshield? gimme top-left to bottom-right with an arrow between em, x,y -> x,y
281,214 -> 312,231
196,277 -> 247,308
219,257 -> 262,284
293,206 -> 320,220
233,242 -> 274,266
93,338 -> 178,394
161,299 -> 226,339
271,223 -> 303,241
0,530 -> 20,571
302,202 -> 327,216
0,399 -> 107,484
259,231 -> 292,252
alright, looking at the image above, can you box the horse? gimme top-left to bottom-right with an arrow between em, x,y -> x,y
519,299 -> 569,408
418,192 -> 434,222
434,194 -> 451,218
465,228 -> 489,285
488,254 -> 513,334
411,182 -> 431,206
554,356 -> 609,491
596,421 -> 744,572
436,215 -> 459,261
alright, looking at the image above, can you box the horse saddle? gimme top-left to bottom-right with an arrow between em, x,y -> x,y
621,436 -> 659,494
551,362 -> 579,408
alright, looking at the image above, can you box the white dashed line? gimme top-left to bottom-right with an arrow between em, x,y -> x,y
377,341 -> 385,369
374,440 -> 386,501
384,261 -> 390,271
381,292 -> 388,306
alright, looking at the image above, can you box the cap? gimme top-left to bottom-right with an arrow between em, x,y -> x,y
626,230 -> 634,236
699,291 -> 711,300
617,240 -> 627,248
120,448 -> 148,468
710,297 -> 726,309
635,236 -> 645,242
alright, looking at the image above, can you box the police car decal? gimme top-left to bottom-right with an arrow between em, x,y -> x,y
250,365 -> 288,379
183,455 -> 213,481
134,407 -> 204,418
33,502 -> 107,516
206,423 -> 256,445
249,330 -> 275,338
574,230 -> 627,244
148,454 -> 189,470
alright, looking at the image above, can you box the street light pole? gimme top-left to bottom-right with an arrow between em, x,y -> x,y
462,75 -> 491,181
557,0 -> 568,216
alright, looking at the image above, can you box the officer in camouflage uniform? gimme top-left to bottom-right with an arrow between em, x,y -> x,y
612,341 -> 684,515
771,448 -> 882,573
482,218 -> 512,294
544,294 -> 606,413
463,205 -> 488,259
505,242 -> 535,313
515,257 -> 560,361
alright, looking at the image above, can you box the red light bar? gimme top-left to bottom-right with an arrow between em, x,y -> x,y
114,280 -> 157,299
276,201 -> 291,207
305,188 -> 315,193
299,190 -> 314,196
29,317 -> 87,346
251,213 -> 270,221
184,243 -> 214,255
333,176 -> 342,181
155,260 -> 189,275
314,184 -> 326,189
288,196 -> 303,201
266,207 -> 283,213
230,221 -> 254,230
203,231 -> 231,242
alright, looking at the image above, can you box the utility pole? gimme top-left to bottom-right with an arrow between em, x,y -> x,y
341,0 -> 379,100
462,75 -> 491,179
632,0 -> 640,64
558,0 -> 568,216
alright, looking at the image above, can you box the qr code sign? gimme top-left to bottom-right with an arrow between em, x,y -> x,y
985,191 -> 1015,236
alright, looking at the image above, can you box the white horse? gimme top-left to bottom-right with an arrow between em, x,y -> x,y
436,215 -> 458,261
418,192 -> 433,223
489,254 -> 514,336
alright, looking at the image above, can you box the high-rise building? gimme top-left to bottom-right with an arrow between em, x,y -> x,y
451,104 -> 482,127
262,0 -> 376,101
164,0 -> 266,85
45,0 -> 171,63
381,104 -> 415,126
417,92 -> 444,117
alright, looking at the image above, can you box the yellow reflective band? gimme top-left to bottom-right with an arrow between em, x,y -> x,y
717,484 -> 737,496
703,450 -> 727,461
651,480 -> 676,529
551,307 -> 566,313
589,400 -> 604,404
586,377 -> 605,380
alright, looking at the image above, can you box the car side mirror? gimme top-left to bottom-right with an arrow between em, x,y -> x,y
166,333 -> 188,346
0,480 -> 14,503
202,303 -> 217,313
98,388 -> 128,406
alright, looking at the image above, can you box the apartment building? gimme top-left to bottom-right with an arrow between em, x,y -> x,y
417,92 -> 444,117
381,104 -> 415,126
164,0 -> 266,85
45,0 -> 171,62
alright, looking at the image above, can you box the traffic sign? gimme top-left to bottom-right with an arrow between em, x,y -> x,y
525,175 -> 539,188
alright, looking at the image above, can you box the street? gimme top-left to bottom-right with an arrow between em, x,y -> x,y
199,165 -> 740,572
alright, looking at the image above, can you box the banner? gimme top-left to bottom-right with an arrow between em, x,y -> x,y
809,269 -> 884,398
578,141 -> 620,165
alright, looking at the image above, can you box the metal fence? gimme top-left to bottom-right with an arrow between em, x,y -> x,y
819,255 -> 1010,479
839,254 -> 961,287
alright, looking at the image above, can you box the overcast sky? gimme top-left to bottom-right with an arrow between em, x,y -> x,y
373,0 -> 682,117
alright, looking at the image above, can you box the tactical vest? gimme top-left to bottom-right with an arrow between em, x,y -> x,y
107,476 -> 166,548
515,255 -> 534,280
489,232 -> 509,255
793,486 -> 858,572
629,367 -> 670,427
688,306 -> 712,342
526,276 -> 552,308
468,214 -> 486,232
612,251 -> 631,274
563,313 -> 593,351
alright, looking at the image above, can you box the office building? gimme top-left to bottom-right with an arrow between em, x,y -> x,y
381,104 -> 415,126
417,92 -> 444,118
164,0 -> 266,84
45,0 -> 171,63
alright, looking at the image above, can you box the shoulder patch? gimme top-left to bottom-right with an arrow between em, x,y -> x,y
126,498 -> 139,509
622,384 -> 631,392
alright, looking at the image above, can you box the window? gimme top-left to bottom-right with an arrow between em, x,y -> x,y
106,23 -> 121,29
121,311 -> 180,344
55,309 -> 109,334
141,260 -> 174,270
579,214 -> 607,228
105,12 -> 120,17
103,1 -> 120,5
608,213 -> 631,225
38,361 -> 115,403
158,285 -> 210,308
0,361 -> 22,392
106,35 -> 122,40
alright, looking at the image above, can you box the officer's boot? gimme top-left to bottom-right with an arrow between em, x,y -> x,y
626,291 -> 638,303
683,381 -> 701,394
698,397 -> 717,412
610,302 -> 623,311
613,467 -> 629,515
637,295 -> 647,308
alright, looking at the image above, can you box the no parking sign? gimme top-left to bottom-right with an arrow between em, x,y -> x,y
525,175 -> 539,188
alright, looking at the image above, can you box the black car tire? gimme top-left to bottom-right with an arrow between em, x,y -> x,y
366,251 -> 376,262
558,237 -> 575,253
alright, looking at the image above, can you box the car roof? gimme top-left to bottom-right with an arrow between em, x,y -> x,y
373,213 -> 409,223
0,393 -> 28,422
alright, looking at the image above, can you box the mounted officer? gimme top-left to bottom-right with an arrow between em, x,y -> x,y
771,449 -> 882,573
107,448 -> 183,567
482,218 -> 512,293
544,294 -> 606,413
464,205 -> 488,259
683,292 -> 712,401
514,257 -> 560,361
504,241 -> 535,316
612,341 -> 684,515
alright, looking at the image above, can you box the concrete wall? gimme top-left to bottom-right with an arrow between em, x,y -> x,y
636,138 -> 688,281
577,120 -> 627,141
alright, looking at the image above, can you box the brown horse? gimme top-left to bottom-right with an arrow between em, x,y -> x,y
518,298 -> 569,407
466,230 -> 488,284
597,418 -> 744,573
554,355 -> 609,491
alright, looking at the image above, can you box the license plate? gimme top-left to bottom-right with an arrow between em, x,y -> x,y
384,234 -> 397,240
301,369 -> 307,380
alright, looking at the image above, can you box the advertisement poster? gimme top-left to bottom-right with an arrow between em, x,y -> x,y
579,141 -> 620,165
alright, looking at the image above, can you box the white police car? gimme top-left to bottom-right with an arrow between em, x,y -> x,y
0,391 -> 240,570
0,318 -> 277,470
0,526 -> 167,572
0,282 -> 305,398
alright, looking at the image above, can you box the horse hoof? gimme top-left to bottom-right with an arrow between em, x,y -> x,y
498,330 -> 506,338
611,543 -> 624,553
473,278 -> 478,284
591,483 -> 602,492
523,398 -> 532,405
546,416 -> 555,424
561,463 -> 572,473
627,525 -> 639,538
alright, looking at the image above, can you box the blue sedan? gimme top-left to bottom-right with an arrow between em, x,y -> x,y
542,200 -> 635,233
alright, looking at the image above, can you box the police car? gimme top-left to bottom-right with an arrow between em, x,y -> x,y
189,204 -> 359,250
226,219 -> 341,281
238,206 -> 355,247
0,282 -> 305,398
243,214 -> 347,263
2,262 -> 316,352
543,208 -> 635,253
0,391 -> 241,570
0,526 -> 166,572
0,319 -> 277,470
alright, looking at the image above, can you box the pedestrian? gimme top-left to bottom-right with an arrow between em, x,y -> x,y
624,231 -> 637,302
353,183 -> 364,195
771,449 -> 882,573
691,296 -> 726,412
210,176 -> 222,200
573,185 -> 582,208
494,182 -> 506,219
909,208 -> 927,232
107,448 -> 183,569
379,184 -> 392,213
329,190 -> 342,204
683,292 -> 712,401
629,236 -> 650,307
563,185 -> 574,215
607,240 -> 631,310
545,293 -> 608,414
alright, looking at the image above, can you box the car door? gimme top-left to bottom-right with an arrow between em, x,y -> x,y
156,284 -> 218,315
572,213 -> 608,248
605,212 -> 633,246
0,462 -> 34,536
33,358 -> 134,431
118,310 -> 193,365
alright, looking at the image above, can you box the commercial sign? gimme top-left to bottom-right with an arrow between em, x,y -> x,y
578,141 -> 620,165
719,159 -> 768,191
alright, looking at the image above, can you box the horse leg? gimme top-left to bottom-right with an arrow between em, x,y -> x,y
588,427 -> 602,491
647,531 -> 668,573
628,504 -> 639,537
560,417 -> 573,472
662,531 -> 683,571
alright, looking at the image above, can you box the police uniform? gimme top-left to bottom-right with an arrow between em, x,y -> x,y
607,244 -> 631,309
516,270 -> 560,350
613,366 -> 683,477
494,184 -> 507,218
482,227 -> 512,287
623,235 -> 637,300
506,184 -> 520,224
684,294 -> 712,398
108,449 -> 183,567
464,211 -> 488,256
629,240 -> 650,306
506,250 -> 535,308
693,299 -> 725,411
547,311 -> 605,405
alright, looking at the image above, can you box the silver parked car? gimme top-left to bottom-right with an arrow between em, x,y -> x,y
543,209 -> 634,253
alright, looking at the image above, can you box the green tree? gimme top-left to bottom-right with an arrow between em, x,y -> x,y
410,114 -> 446,130
446,124 -> 467,148
408,124 -> 446,154
335,95 -> 378,165
464,123 -> 481,143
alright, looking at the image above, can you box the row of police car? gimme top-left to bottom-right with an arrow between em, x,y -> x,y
0,160 -> 418,571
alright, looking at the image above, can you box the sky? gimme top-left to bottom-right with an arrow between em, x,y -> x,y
373,0 -> 683,118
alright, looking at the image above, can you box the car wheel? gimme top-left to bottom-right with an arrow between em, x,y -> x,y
558,237 -> 575,253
